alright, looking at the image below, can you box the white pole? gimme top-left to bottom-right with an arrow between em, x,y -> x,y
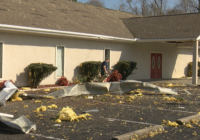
192,40 -> 199,85
0,113 -> 14,118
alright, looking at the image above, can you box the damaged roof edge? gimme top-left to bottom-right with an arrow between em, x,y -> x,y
0,24 -> 137,43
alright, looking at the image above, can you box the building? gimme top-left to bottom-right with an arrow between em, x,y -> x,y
0,0 -> 199,86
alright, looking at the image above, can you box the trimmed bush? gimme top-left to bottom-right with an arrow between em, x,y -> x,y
80,61 -> 101,82
115,61 -> 137,80
28,63 -> 57,88
107,70 -> 122,82
188,62 -> 200,77
58,76 -> 69,86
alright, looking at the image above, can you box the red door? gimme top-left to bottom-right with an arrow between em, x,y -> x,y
151,53 -> 162,79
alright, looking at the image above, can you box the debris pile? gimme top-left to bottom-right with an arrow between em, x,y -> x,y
55,106 -> 91,123
163,120 -> 179,128
47,104 -> 57,109
34,106 -> 47,113
163,96 -> 177,101
10,91 -> 24,101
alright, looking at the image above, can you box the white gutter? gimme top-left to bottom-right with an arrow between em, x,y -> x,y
136,37 -> 198,42
0,24 -> 137,43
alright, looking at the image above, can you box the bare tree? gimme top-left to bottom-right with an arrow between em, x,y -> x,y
86,0 -> 105,8
116,0 -> 200,15
117,0 -> 168,16
169,0 -> 200,14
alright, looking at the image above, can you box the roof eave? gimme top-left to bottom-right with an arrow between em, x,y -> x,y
0,24 -> 137,43
136,37 -> 198,43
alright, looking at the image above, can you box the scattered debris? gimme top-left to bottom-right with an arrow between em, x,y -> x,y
34,100 -> 42,103
163,97 -> 177,101
185,90 -> 192,95
167,83 -> 174,87
48,80 -> 177,98
43,88 -> 50,92
0,115 -> 36,133
20,94 -> 55,99
82,109 -> 99,113
55,106 -> 92,123
34,106 -> 47,113
10,91 -> 24,101
0,81 -> 18,106
21,87 -> 30,90
163,120 -> 179,128
178,106 -> 185,109
87,96 -> 93,99
53,124 -> 61,127
0,113 -> 14,118
192,131 -> 198,136
47,104 -> 57,109
24,105 -> 29,108
185,123 -> 193,128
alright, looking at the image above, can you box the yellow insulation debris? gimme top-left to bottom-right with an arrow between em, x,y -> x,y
55,119 -> 62,123
10,91 -> 24,101
43,96 -> 55,99
44,88 -> 50,92
167,83 -> 174,87
185,123 -> 193,128
103,94 -> 112,97
24,105 -> 28,108
21,87 -> 30,90
192,131 -> 198,136
128,95 -> 135,100
163,97 -> 177,101
115,95 -> 121,99
55,106 -> 92,123
34,106 -> 47,113
47,104 -> 57,109
135,93 -> 143,96
166,121 -> 179,128
35,100 -> 42,103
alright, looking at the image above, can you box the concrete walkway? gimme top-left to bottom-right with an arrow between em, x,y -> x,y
138,78 -> 200,85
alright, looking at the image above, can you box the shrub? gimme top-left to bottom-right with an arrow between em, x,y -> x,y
107,70 -> 122,82
188,62 -> 200,77
58,76 -> 69,86
0,80 -> 15,89
75,75 -> 87,84
115,61 -> 137,80
80,61 -> 101,82
28,63 -> 57,88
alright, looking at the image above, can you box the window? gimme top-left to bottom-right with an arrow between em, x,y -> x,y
56,47 -> 64,77
0,43 -> 2,78
105,49 -> 110,70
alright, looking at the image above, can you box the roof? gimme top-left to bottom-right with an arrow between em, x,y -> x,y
0,0 -> 138,39
122,13 -> 200,39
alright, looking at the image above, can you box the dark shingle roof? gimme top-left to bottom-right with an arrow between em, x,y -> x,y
0,0 -> 138,38
122,13 -> 200,39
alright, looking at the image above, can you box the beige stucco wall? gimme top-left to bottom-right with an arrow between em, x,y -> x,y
127,42 -> 195,80
0,32 -> 196,87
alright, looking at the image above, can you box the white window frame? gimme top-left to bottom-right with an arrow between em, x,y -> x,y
104,48 -> 111,70
55,45 -> 65,78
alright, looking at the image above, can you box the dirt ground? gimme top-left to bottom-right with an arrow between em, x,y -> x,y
1,81 -> 200,140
